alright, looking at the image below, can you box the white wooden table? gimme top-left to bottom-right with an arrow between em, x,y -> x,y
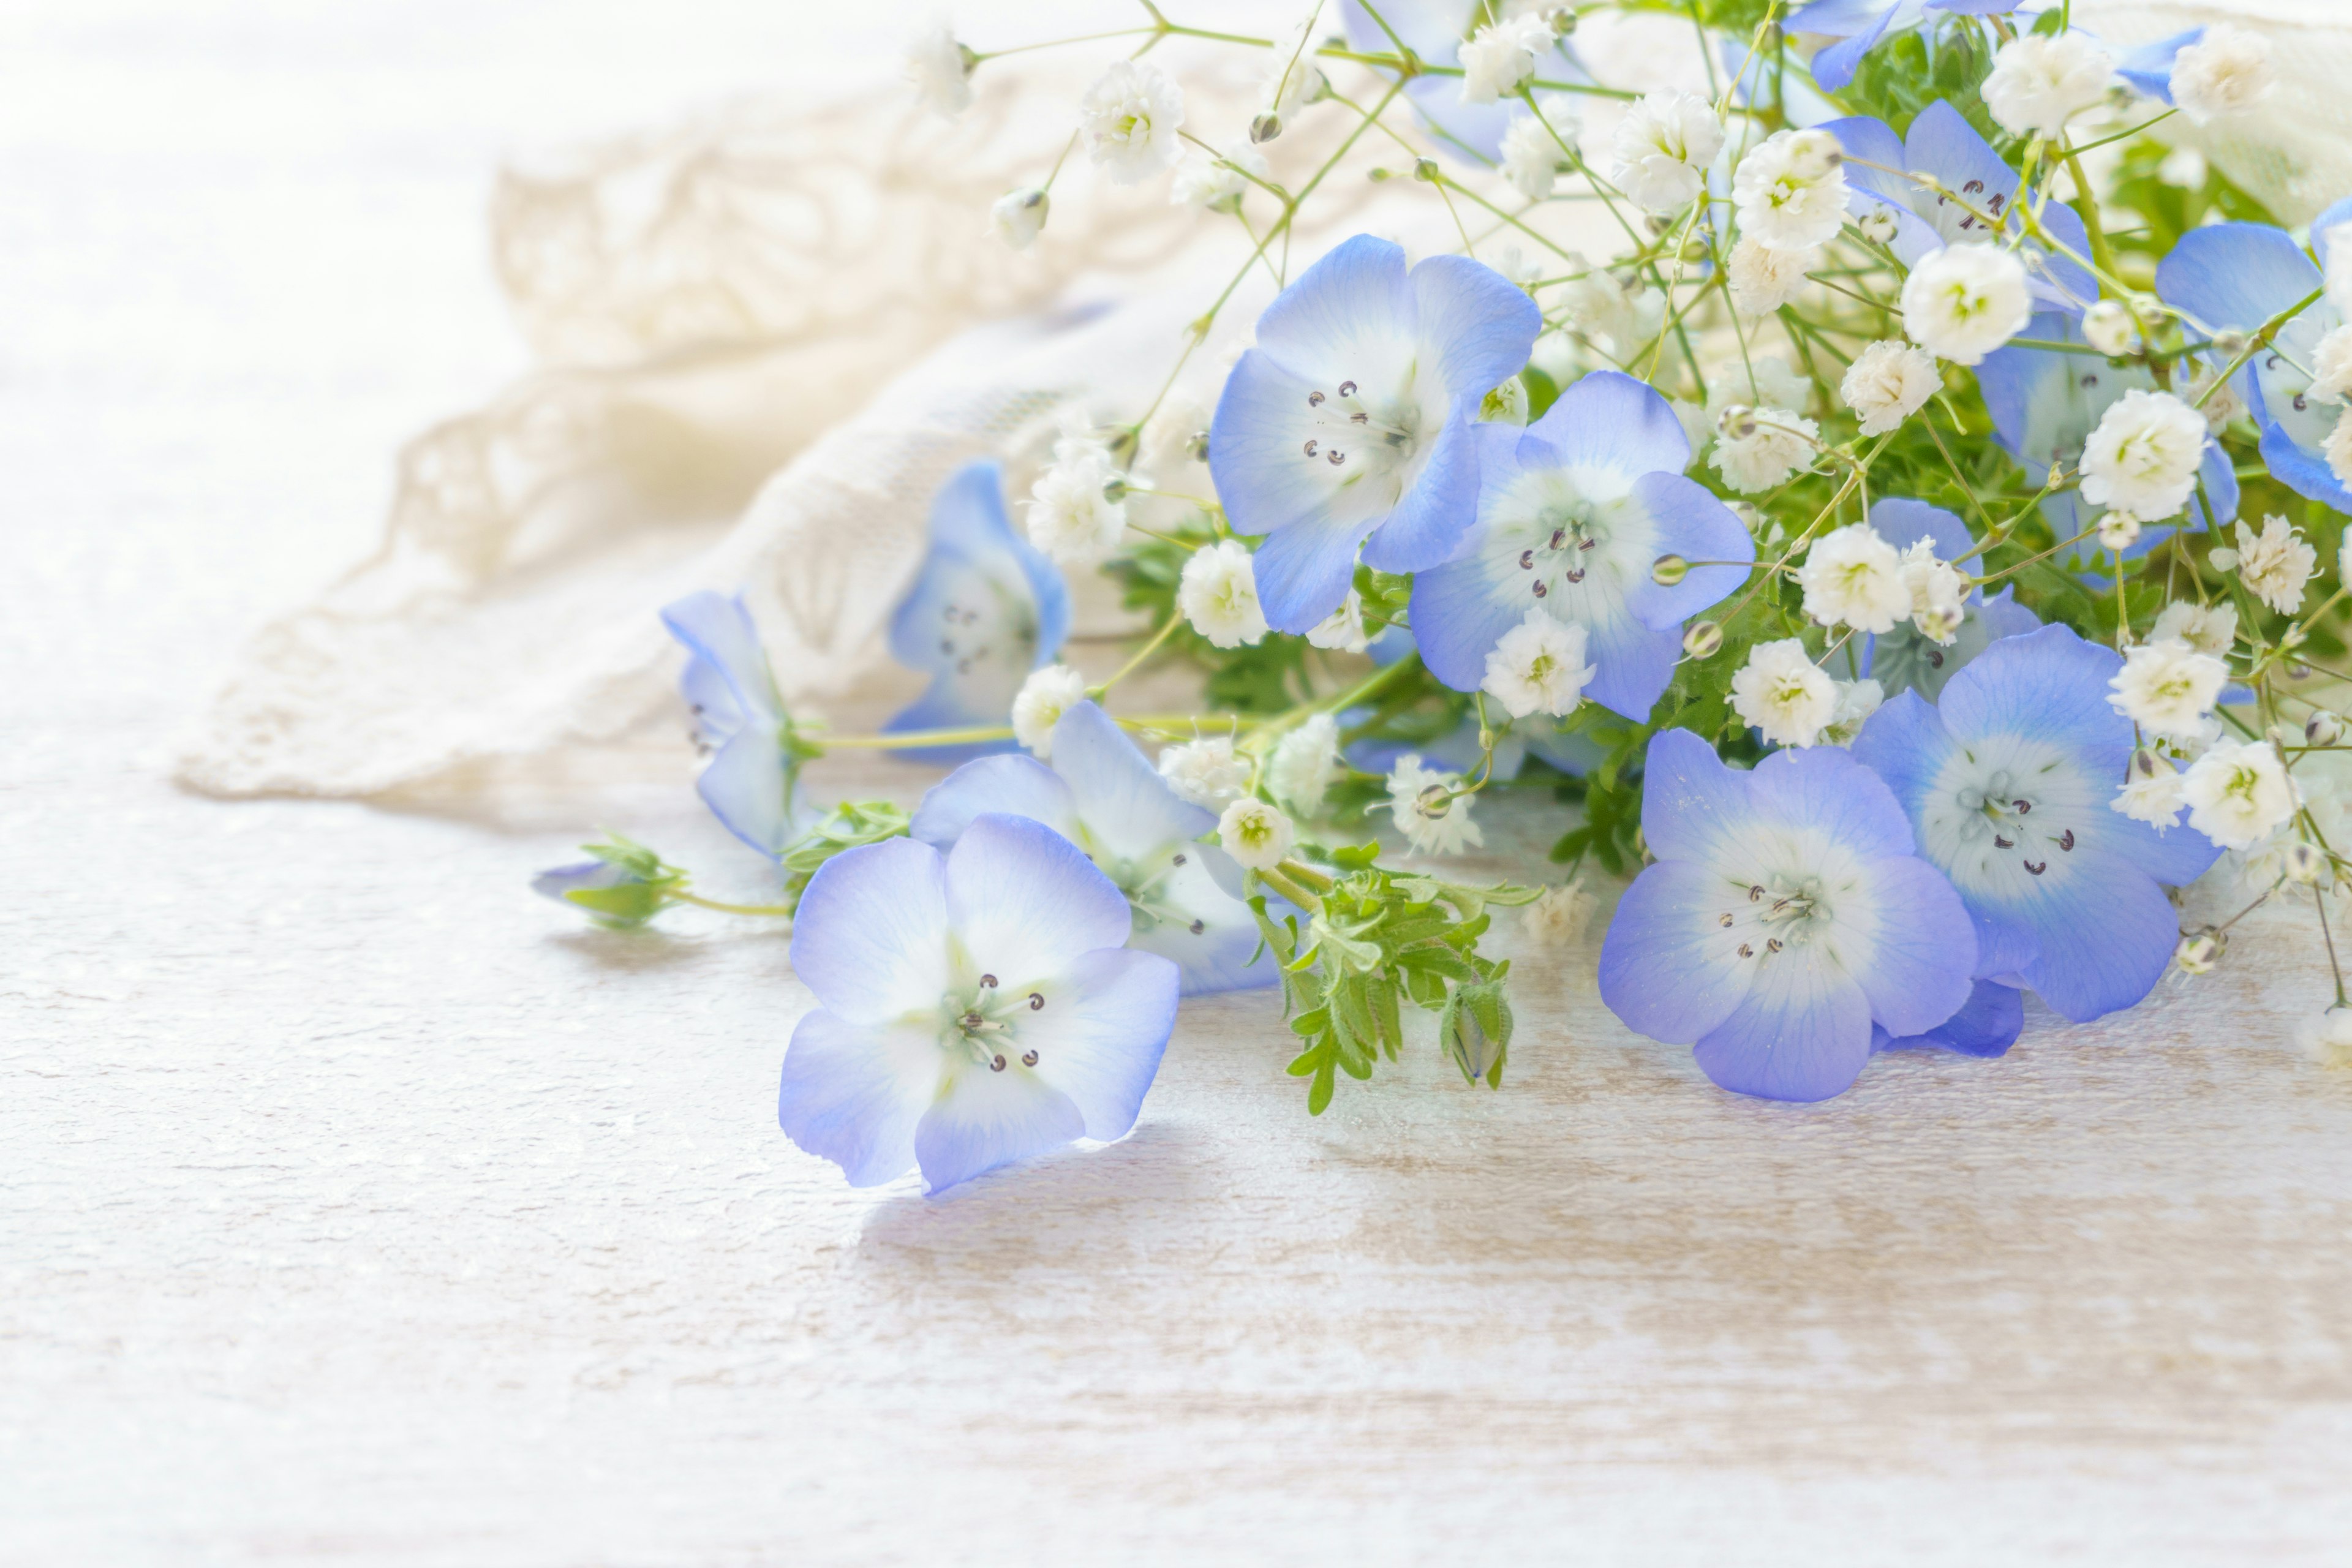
6,4 -> 2350,1562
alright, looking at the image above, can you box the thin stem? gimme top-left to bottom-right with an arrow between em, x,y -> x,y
1092,613 -> 1186,696
671,891 -> 795,918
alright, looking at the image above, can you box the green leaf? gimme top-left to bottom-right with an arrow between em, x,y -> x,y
1307,1060 -> 1335,1115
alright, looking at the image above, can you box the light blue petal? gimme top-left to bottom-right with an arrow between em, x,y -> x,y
1624,470 -> 1751,628
2113,28 -> 2200,104
1597,859 -> 1754,1045
1823,113 -> 1919,225
790,837 -> 952,1023
1020,945 -> 1180,1139
1253,503 -> 1381,633
777,1012 -> 936,1188
1787,0 -> 1894,39
1849,853 -> 1977,1036
1746,745 -> 1917,860
1976,587 -> 2041,642
1935,623 -> 2125,762
1850,688 -> 1958,829
1411,254 -> 1544,404
2155,222 -> 2321,337
2256,416 -> 2352,511
1247,233 -> 1415,384
2312,196 -> 2352,273
1875,977 -> 2022,1057
1691,947 -> 1875,1102
1637,727 -> 1754,864
2098,798 -> 2223,889
662,589 -> 773,740
913,1066 -> 1087,1194
1868,497 -> 1972,569
1210,346 -> 1374,540
2193,434 -> 2240,529
1135,869 -> 1279,995
1576,594 -> 1681,722
1362,400 -> 1482,573
1404,463 -> 1529,696
698,725 -> 796,858
531,861 -> 637,903
1527,369 -> 1692,486
1902,102 -> 2096,305
943,813 -> 1135,989
2014,853 -> 2182,1022
1049,701 -> 1218,865
1807,12 -> 1898,92
1975,311 -> 2079,475
909,755 -> 1080,850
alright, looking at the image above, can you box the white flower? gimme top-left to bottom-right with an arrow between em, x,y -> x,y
1269,712 -> 1341,816
1856,206 -> 1899,246
1899,540 -> 1967,643
1608,89 -> 1724,215
1011,665 -> 1088,757
2097,512 -> 2143,551
2170,23 -> 2277,120
1727,236 -> 1818,317
1259,13 -> 1329,129
1172,141 -> 1267,210
1305,590 -> 1370,653
2108,638 -> 2228,740
1158,735 -> 1250,809
990,187 -> 1049,250
2328,223 -> 2352,318
2081,300 -> 2142,358
1139,392 -> 1208,474
2232,514 -> 2317,614
1024,450 -> 1126,565
1840,340 -> 1941,435
1819,678 -> 1884,747
1710,408 -> 1818,492
1707,353 -> 1811,420
904,21 -> 974,118
1481,608 -> 1597,718
1217,798 -> 1295,872
1983,33 -> 2114,137
1178,539 -> 1270,648
1732,129 -> 1850,251
1556,257 -> 1662,357
1731,638 -> 1836,747
1900,244 -> 2032,365
2311,325 -> 2352,402
2181,739 -> 2299,850
2299,1007 -> 2352,1068
2079,388 -> 2206,522
1459,13 -> 1553,105
1386,756 -> 1483,856
1521,879 -> 1595,948
1079,60 -> 1185,185
2329,409 -> 2352,488
2111,748 -> 2188,828
2184,366 -> 2244,432
2150,599 -> 2237,657
1796,523 -> 1910,633
1501,113 -> 1569,202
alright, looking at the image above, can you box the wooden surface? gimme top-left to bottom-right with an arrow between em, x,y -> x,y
6,4 -> 2352,1562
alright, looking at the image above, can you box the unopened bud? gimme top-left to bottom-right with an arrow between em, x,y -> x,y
2097,511 -> 2143,551
1412,157 -> 1439,183
2129,746 -> 2165,780
2212,328 -> 2250,357
2286,843 -> 2329,886
1545,7 -> 1577,37
1915,604 -> 1964,643
2082,299 -> 2141,357
1731,501 -> 1763,533
1250,111 -> 1283,144
1480,376 -> 1529,425
1717,403 -> 1758,440
1440,981 -> 1513,1086
1185,431 -> 1211,464
1683,620 -> 1724,658
1651,553 -> 1690,586
1645,213 -> 1672,236
2174,929 -> 2225,974
2306,710 -> 2343,747
1368,167 -> 1393,183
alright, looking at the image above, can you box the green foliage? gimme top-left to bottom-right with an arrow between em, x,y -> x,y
562,834 -> 687,927
1838,23 -> 1997,141
1106,529 -> 1312,714
780,801 -> 912,911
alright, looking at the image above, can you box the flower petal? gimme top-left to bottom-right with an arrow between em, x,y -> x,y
1638,727 -> 1756,864
1531,369 -> 1694,487
1210,346 -> 1389,541
1598,858 -> 1754,1046
2254,416 -> 2352,511
1362,403 -> 1483,574
913,1065 -> 1086,1194
1050,701 -> 1218,862
1411,254 -> 1545,407
1844,852 -> 1977,1036
1247,233 -> 1417,384
662,590 -> 776,731
1747,744 -> 1918,861
790,837 -> 952,1023
696,725 -> 796,858
2014,853 -> 2182,1022
1691,946 -> 1875,1102
1875,976 -> 2023,1057
1020,945 -> 1180,1140
2156,222 -> 2321,337
1851,687 -> 1957,821
1624,470 -> 1752,628
1250,502 -> 1382,633
1935,623 -> 2125,763
909,755 -> 1081,850
944,813 -> 1135,989
777,1012 -> 938,1187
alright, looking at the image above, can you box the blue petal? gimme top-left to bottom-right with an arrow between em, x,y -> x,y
1868,497 -> 1972,572
1848,853 -> 1977,1036
777,1012 -> 937,1188
943,813 -> 1136,989
1362,399 -> 1482,573
1577,599 -> 1681,723
1850,688 -> 1958,835
1791,2 -> 1904,91
912,1065 -> 1087,1194
1823,113 -> 1916,217
662,589 -> 775,739
532,860 -> 637,902
1252,503 -> 1381,633
1019,945 -> 1180,1140
1411,254 -> 1545,405
2098,797 -> 2223,889
1747,745 -> 1918,860
1876,978 -> 2023,1057
1049,701 -> 1218,866
909,754 -> 1080,850
1597,859 -> 1754,1045
1211,345 -> 1387,541
2256,416 -> 2352,511
1903,102 -> 2094,304
1636,728 -> 1755,864
2113,28 -> 2201,104
1935,623 -> 2124,761
1247,233 -> 1415,386
697,725 -> 797,858
2156,222 -> 2321,337
2312,195 -> 2352,273
1976,587 -> 2040,641
2014,853 -> 2182,1023
1975,311 -> 2079,475
790,837 -> 951,1023
1691,948 -> 1875,1102
1625,470 -> 1752,628
1133,862 -> 1279,995
1528,369 -> 1693,486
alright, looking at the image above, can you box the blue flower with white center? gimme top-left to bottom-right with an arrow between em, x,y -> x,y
1210,235 -> 1542,634
1856,497 -> 2039,701
910,700 -> 1273,997
2155,198 -> 2352,513
1825,100 -> 2096,314
661,590 -> 816,858
778,812 -> 1180,1194
1851,623 -> 2222,1023
1785,0 -> 2021,94
1598,729 -> 1978,1102
1407,371 -> 1753,722
1875,978 -> 2026,1058
1338,1 -> 1591,165
1977,310 -> 2239,557
884,458 -> 1072,763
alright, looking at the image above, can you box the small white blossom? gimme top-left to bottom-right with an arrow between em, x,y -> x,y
1732,129 -> 1850,251
1459,13 -> 1554,105
1796,523 -> 1910,633
1840,340 -> 1942,435
2326,223 -> 2352,317
1482,609 -> 1597,718
1023,450 -> 1125,565
1819,678 -> 1885,747
1556,257 -> 1664,358
1387,756 -> 1483,856
1899,540 -> 1968,643
2109,638 -> 2228,740
1177,539 -> 1270,649
2232,514 -> 2317,614
1707,354 -> 1811,421
1172,141 -> 1267,210
2081,300 -> 2142,357
1269,712 -> 1341,816
1856,206 -> 1900,246
1710,408 -> 1818,492
1011,665 -> 1088,757
904,21 -> 974,118
1079,60 -> 1185,185
990,187 -> 1049,249
1501,112 -> 1569,202
1727,236 -> 1818,317
2112,748 -> 2188,828
1158,735 -> 1250,809
1139,393 -> 1208,474
2184,366 -> 2245,432
2310,325 -> 2352,402
2170,23 -> 2277,120
1732,638 -> 1837,747
2097,512 -> 2143,551
1217,797 -> 1295,872
1900,243 -> 2032,365
1609,89 -> 1724,214
1259,13 -> 1329,130
2150,600 -> 2237,657
2182,739 -> 2299,850
2079,388 -> 2206,522
2328,409 -> 2352,488
1305,590 -> 1370,653
1521,879 -> 1595,948
1983,33 -> 2114,138
2299,1007 -> 2352,1069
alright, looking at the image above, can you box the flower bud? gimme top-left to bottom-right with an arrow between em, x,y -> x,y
2081,299 -> 2141,357
1480,375 -> 1530,425
2306,710 -> 2344,746
1185,431 -> 1211,464
2212,328 -> 2250,357
1717,403 -> 1758,440
2174,929 -> 2225,974
1683,620 -> 1724,658
2286,843 -> 2329,886
1731,501 -> 1763,533
1545,7 -> 1577,37
1439,981 -> 1513,1086
1250,111 -> 1283,144
989,187 -> 1050,250
1651,552 -> 1690,586
2208,547 -> 2240,571
1645,213 -> 1672,236
1412,157 -> 1439,183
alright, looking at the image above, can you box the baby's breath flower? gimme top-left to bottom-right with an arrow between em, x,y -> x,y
1178,539 -> 1270,648
1899,540 -> 1968,644
1257,12 -> 1329,134
1387,755 -> 1483,856
1501,113 -> 1569,202
1459,13 -> 1554,105
1732,129 -> 1849,251
1840,339 -> 1941,435
1171,141 -> 1267,211
2111,747 -> 2188,828
2184,364 -> 2245,432
1608,90 -> 1724,215
1023,447 -> 1126,565
1011,664 -> 1088,757
1900,244 -> 2032,365
1819,677 -> 1884,747
1727,236 -> 1817,317
1217,797 -> 1295,872
2170,23 -> 2277,120
2097,513 -> 2143,551
2233,514 -> 2316,614
2181,739 -> 2299,849
2081,299 -> 2142,357
1709,408 -> 1817,492
1481,608 -> 1597,718
2329,409 -> 2352,488
2108,638 -> 2228,741
1731,638 -> 1836,747
1707,353 -> 1811,420
990,187 -> 1049,250
904,20 -> 975,118
1268,712 -> 1341,816
2310,325 -> 2352,402
1304,589 -> 1370,653
1079,60 -> 1185,185
1139,392 -> 1208,474
1983,33 -> 2114,137
1158,734 -> 1250,809
1521,878 -> 1595,948
2079,389 -> 2206,522
1796,522 -> 1910,633
2299,1006 -> 2352,1068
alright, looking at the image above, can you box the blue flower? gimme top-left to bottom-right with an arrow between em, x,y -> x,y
1856,497 -> 2039,701
1875,978 -> 2025,1058
1408,371 -> 1753,722
1598,729 -> 1978,1102
779,812 -> 1180,1194
661,590 -> 816,858
1786,0 -> 2021,93
1825,100 -> 2095,313
1339,1 -> 1591,164
1977,310 -> 2240,559
910,700 -> 1274,997
1851,623 -> 2222,1023
2155,199 -> 2352,513
885,458 -> 1072,763
1210,235 -> 1542,633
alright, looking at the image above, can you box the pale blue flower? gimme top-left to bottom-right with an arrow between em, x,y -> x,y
1210,235 -> 1541,632
779,812 -> 1180,1193
1874,977 -> 2024,1057
1855,497 -> 2039,701
1599,729 -> 1978,1102
662,590 -> 816,858
911,701 -> 1274,997
1787,0 -> 2021,93
1408,370 -> 1752,722
1852,623 -> 2222,1023
2155,199 -> 2352,513
886,458 -> 1072,762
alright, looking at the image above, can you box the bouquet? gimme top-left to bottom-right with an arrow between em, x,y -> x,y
536,0 -> 2352,1193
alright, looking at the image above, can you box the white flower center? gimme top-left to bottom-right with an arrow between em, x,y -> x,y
1298,376 -> 1426,491
941,973 -> 1047,1072
1918,739 -> 2095,897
